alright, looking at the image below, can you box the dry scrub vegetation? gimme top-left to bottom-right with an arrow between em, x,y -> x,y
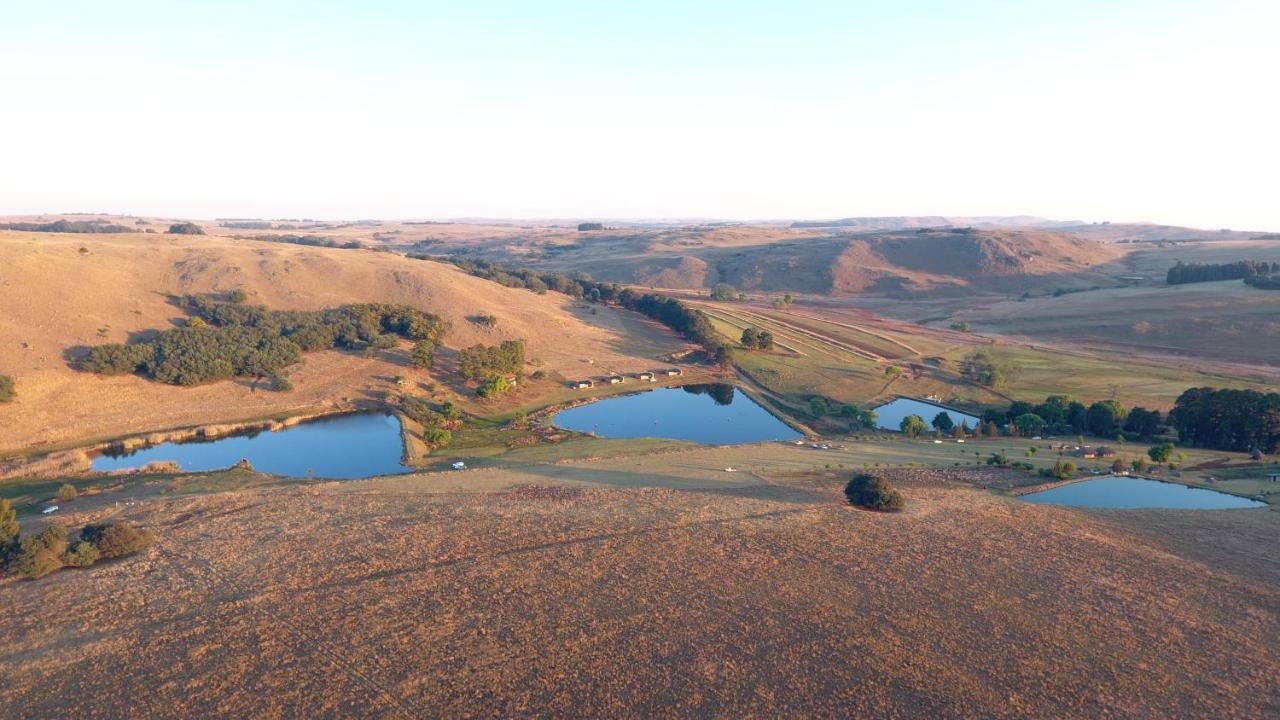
2,449 -> 1276,718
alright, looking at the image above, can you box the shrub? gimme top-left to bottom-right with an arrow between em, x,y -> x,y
711,283 -> 738,301
167,222 -> 206,235
843,474 -> 905,511
16,525 -> 68,579
65,541 -> 100,568
422,426 -> 452,447
1148,442 -> 1174,463
0,499 -> 19,565
80,521 -> 153,559
227,288 -> 248,303
1051,460 -> 1077,479
987,451 -> 1010,466
0,374 -> 14,403
410,340 -> 435,369
477,374 -> 514,398
56,483 -> 77,501
272,375 -> 293,392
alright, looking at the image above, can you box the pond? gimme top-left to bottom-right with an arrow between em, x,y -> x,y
871,397 -> 979,432
552,384 -> 800,444
91,412 -> 409,480
1020,476 -> 1265,510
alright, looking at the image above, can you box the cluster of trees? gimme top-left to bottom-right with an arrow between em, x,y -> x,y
1170,387 -> 1280,453
711,283 -> 740,301
1243,274 -> 1280,290
167,222 -> 206,235
1,503 -> 152,580
458,340 -> 525,382
843,474 -> 904,511
441,258 -> 734,366
82,296 -> 448,387
0,374 -> 14,403
234,233 -> 364,250
740,327 -> 775,350
1166,260 -> 1278,284
961,351 -> 1017,388
981,395 -> 1163,440
577,222 -> 604,231
402,397 -> 462,449
0,219 -> 133,233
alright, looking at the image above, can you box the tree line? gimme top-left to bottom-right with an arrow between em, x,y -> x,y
1166,260 -> 1279,285
81,295 -> 447,387
438,258 -> 734,366
1243,274 -> 1280,290
978,394 -> 1164,441
0,219 -> 133,233
1169,387 -> 1280,453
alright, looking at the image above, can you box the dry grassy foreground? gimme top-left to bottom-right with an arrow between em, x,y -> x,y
2,452 -> 1277,718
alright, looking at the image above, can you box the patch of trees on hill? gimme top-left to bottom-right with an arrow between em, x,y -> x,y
1243,274 -> 1280,290
0,219 -> 133,233
458,340 -> 525,382
577,222 -> 604,231
0,374 -> 14,403
437,258 -> 734,366
167,222 -> 206,235
1166,260 -> 1278,284
740,327 -> 774,350
236,233 -> 364,250
81,296 -> 447,386
1170,387 -> 1280,453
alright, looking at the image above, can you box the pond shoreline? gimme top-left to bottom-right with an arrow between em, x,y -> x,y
1,403 -> 369,480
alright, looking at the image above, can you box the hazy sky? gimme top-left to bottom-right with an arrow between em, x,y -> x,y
3,0 -> 1277,228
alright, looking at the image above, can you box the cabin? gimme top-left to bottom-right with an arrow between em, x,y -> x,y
570,379 -> 594,389
663,368 -> 683,377
1076,446 -> 1117,459
636,371 -> 655,382
605,375 -> 625,384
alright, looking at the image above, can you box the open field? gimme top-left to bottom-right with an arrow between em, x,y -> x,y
0,231 -> 686,452
699,299 -> 1272,415
2,443 -> 1277,718
952,280 -> 1280,369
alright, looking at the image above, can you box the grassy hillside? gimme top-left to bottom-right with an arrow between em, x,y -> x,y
0,231 -> 683,451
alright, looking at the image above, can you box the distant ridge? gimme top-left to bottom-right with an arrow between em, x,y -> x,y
790,216 -> 1078,231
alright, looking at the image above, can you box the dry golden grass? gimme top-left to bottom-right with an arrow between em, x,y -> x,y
0,231 -> 683,452
1,448 -> 1276,718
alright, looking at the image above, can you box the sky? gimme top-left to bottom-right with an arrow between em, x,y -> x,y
2,0 -> 1278,228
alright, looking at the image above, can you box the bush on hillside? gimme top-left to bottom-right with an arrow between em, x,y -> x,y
0,374 -> 14,403
16,525 -> 68,579
167,222 -> 206,235
844,474 -> 905,512
79,521 -> 153,560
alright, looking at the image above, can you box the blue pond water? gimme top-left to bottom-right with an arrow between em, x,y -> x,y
1020,476 -> 1265,510
552,384 -> 800,444
92,412 -> 408,479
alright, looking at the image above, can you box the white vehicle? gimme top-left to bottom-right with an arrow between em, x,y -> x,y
724,467 -> 736,472
956,439 -> 965,443
933,440 -> 943,444
451,461 -> 466,470
42,505 -> 59,514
